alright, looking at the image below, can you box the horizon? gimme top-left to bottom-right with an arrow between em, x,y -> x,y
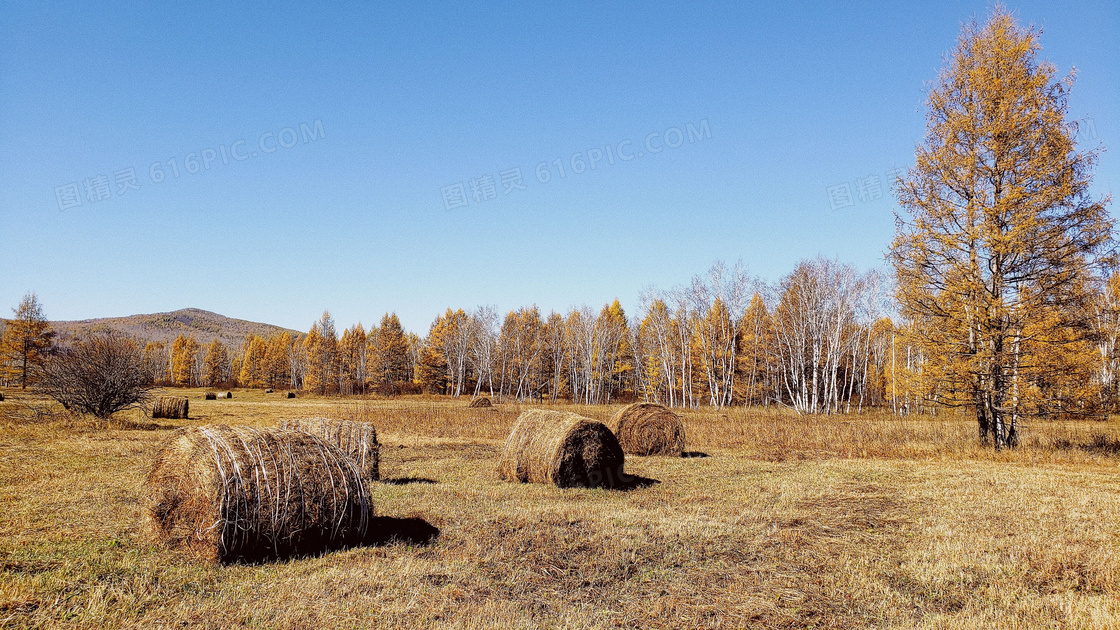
2,1 -> 1116,333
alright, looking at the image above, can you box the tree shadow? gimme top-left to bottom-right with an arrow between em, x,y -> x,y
380,477 -> 438,486
366,516 -> 440,547
681,451 -> 710,458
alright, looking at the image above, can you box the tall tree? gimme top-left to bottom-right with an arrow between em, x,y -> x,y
303,311 -> 339,395
890,8 -> 1114,446
202,338 -> 230,387
1,292 -> 55,388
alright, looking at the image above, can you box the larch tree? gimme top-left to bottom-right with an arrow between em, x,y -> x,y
202,338 -> 229,387
170,334 -> 200,387
890,8 -> 1114,447
303,312 -> 339,395
1,292 -> 56,388
374,313 -> 410,391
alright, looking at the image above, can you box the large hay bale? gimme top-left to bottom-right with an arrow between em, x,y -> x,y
286,392 -> 296,399
224,391 -> 233,399
281,417 -> 379,481
607,402 -> 686,456
153,396 -> 189,419
143,425 -> 372,563
497,410 -> 625,488
204,392 -> 217,400
0,392 -> 4,402
468,396 -> 492,408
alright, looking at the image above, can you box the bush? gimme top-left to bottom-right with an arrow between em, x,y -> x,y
39,333 -> 153,418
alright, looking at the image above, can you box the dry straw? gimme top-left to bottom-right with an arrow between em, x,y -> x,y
468,396 -> 492,408
143,424 -> 373,563
498,410 -> 625,488
153,396 -> 189,419
608,402 -> 686,456
281,417 -> 380,481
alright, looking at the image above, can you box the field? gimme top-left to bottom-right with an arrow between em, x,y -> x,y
1,389 -> 1119,629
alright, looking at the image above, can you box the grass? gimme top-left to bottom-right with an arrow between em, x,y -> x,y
1,387 -> 1119,628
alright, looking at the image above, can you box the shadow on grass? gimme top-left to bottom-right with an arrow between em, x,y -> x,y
1053,433 -> 1120,455
114,419 -> 178,431
225,517 -> 440,564
366,516 -> 440,547
381,477 -> 438,485
681,451 -> 710,458
614,474 -> 660,492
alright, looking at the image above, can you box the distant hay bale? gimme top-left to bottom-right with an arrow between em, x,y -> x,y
265,389 -> 274,394
143,425 -> 373,563
281,417 -> 379,481
153,396 -> 189,419
497,410 -> 625,488
224,391 -> 233,399
607,402 -> 685,456
286,391 -> 296,399
468,396 -> 492,408
204,392 -> 217,400
0,392 -> 4,402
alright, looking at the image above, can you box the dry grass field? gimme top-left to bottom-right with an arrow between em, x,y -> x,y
1,388 -> 1119,629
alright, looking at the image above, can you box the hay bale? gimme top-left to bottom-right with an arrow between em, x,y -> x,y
153,396 -> 189,419
497,410 -> 625,488
286,392 -> 296,399
204,392 -> 217,400
224,391 -> 233,399
607,402 -> 686,456
0,392 -> 4,402
265,389 -> 274,394
281,417 -> 379,481
468,396 -> 492,408
143,425 -> 373,563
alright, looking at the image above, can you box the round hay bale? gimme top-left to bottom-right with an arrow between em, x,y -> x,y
0,392 -> 5,402
224,391 -> 233,399
265,389 -> 274,394
281,417 -> 379,481
286,392 -> 296,399
468,396 -> 492,408
607,402 -> 686,456
497,410 -> 625,489
204,392 -> 217,400
153,396 -> 189,419
143,425 -> 373,563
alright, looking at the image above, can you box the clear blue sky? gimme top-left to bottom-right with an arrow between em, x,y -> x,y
1,1 -> 1116,333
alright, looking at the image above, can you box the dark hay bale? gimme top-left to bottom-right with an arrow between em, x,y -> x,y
286,392 -> 296,399
468,396 -> 492,408
497,410 -> 625,488
265,389 -> 274,394
153,396 -> 189,419
0,392 -> 4,402
224,391 -> 233,399
607,402 -> 686,456
281,417 -> 379,481
204,392 -> 217,400
143,425 -> 373,563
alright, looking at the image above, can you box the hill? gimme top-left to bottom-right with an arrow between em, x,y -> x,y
50,308 -> 301,347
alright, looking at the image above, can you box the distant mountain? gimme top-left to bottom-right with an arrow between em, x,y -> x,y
51,308 -> 301,347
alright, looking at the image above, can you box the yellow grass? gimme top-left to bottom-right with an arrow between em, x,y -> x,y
1,387 -> 1119,628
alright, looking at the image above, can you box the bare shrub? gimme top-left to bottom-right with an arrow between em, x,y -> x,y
39,333 -> 152,418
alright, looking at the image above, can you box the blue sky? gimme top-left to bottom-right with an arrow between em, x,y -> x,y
1,1 -> 1116,333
